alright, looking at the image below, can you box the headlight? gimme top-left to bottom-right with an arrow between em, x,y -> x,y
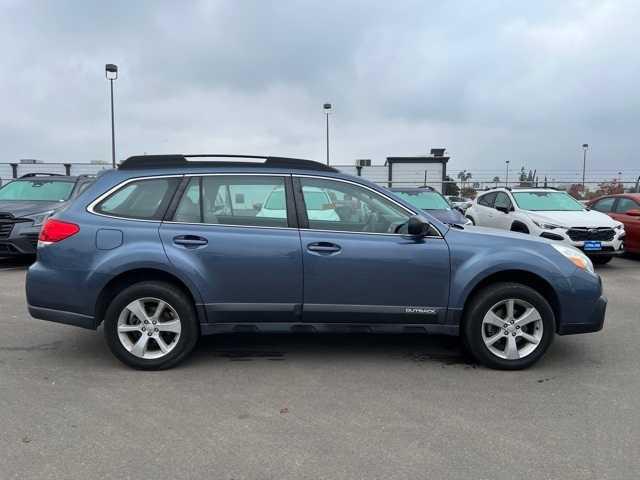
551,244 -> 595,274
614,223 -> 624,230
532,220 -> 564,230
29,210 -> 54,227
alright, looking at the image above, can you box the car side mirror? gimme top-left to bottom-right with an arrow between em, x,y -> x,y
407,215 -> 430,237
495,206 -> 510,214
626,209 -> 640,217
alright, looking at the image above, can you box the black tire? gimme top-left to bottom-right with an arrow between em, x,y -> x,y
104,281 -> 199,370
466,216 -> 476,225
462,282 -> 555,370
590,255 -> 612,265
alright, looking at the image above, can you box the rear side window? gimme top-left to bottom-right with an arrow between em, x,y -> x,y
173,175 -> 289,228
478,192 -> 497,207
94,177 -> 180,220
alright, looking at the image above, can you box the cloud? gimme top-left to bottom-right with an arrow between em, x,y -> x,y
0,0 -> 639,181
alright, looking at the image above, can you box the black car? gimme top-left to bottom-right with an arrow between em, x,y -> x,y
390,187 -> 471,226
0,173 -> 95,256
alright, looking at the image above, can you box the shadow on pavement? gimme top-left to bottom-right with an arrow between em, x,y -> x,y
0,256 -> 33,270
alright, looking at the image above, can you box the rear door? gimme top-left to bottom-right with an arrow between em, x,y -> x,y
294,175 -> 450,325
160,174 -> 303,323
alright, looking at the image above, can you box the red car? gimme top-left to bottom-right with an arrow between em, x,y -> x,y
588,194 -> 640,253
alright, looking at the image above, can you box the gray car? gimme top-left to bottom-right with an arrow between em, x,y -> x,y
0,173 -> 95,256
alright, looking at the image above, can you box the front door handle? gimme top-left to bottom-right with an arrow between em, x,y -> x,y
173,235 -> 208,248
307,242 -> 341,254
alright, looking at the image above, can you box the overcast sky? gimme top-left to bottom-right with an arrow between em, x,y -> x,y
1,0 -> 639,180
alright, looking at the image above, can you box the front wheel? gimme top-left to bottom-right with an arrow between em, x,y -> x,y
590,255 -> 612,265
104,281 -> 199,370
465,216 -> 476,225
462,283 -> 555,370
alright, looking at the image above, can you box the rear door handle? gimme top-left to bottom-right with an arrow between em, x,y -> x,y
173,235 -> 208,248
307,242 -> 341,254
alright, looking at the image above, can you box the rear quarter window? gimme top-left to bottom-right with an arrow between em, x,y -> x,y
93,177 -> 180,220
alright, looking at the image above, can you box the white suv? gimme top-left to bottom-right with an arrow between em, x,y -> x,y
465,187 -> 625,264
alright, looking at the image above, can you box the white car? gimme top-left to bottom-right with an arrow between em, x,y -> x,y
465,187 -> 626,264
445,195 -> 473,211
257,186 -> 340,221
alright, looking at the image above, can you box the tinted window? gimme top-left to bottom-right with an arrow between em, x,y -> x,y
592,197 -> 615,213
615,197 -> 640,213
95,178 -> 179,220
494,192 -> 512,210
0,179 -> 74,201
174,175 -> 289,228
300,178 -> 410,233
478,192 -> 497,207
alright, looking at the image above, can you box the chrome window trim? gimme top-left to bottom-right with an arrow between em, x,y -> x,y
293,173 -> 444,239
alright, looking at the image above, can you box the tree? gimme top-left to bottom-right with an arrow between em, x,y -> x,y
597,179 -> 625,196
457,170 -> 472,188
568,184 -> 584,199
460,186 -> 477,199
492,176 -> 500,187
442,175 -> 460,196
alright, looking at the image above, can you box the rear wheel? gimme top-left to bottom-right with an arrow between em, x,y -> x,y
104,282 -> 199,370
590,255 -> 612,265
463,283 -> 555,370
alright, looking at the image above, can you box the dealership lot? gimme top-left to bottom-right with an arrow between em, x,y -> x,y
1,256 -> 639,479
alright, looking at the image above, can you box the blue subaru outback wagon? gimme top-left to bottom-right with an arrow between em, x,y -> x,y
26,155 -> 606,370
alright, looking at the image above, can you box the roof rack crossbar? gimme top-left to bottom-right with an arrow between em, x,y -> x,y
119,154 -> 338,172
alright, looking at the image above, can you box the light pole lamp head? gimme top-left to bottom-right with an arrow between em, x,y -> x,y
582,143 -> 589,149
323,103 -> 332,113
105,64 -> 118,80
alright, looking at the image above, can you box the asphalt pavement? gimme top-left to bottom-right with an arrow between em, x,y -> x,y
1,255 -> 639,479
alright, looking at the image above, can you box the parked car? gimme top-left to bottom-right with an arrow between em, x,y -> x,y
465,187 -> 625,264
27,155 -> 606,371
391,187 -> 470,226
258,186 -> 340,221
588,193 -> 640,254
445,195 -> 473,212
0,173 -> 95,256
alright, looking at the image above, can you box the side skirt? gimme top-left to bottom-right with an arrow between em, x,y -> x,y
200,322 -> 459,336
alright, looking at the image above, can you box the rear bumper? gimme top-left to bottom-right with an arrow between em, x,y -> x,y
28,304 -> 97,330
557,295 -> 607,335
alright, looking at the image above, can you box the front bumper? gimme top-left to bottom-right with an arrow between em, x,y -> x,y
538,230 -> 625,256
0,222 -> 40,255
557,295 -> 607,335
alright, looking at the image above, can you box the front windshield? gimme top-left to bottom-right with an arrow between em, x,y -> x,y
0,179 -> 74,201
394,190 -> 451,210
512,191 -> 584,211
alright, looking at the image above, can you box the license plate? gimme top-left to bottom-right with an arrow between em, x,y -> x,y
584,241 -> 602,251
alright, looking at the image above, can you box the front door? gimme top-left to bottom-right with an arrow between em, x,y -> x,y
294,176 -> 450,324
160,174 -> 302,323
611,197 -> 640,252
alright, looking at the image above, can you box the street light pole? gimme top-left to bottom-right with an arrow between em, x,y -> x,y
323,103 -> 332,165
505,160 -> 510,187
582,143 -> 589,194
105,64 -> 118,168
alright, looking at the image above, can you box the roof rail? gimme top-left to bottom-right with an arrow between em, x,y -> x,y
119,154 -> 338,173
510,185 -> 559,191
19,173 -> 65,178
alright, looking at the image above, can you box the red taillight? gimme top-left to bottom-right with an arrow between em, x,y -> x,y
38,219 -> 80,244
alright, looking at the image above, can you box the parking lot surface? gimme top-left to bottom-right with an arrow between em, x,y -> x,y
1,256 -> 639,480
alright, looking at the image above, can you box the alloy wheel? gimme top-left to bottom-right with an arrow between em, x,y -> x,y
117,297 -> 182,360
481,298 -> 543,360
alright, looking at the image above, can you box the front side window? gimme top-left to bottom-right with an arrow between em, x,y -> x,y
299,177 -> 410,233
615,198 -> 639,213
478,192 -> 496,207
512,191 -> 584,212
393,190 -> 451,210
173,175 -> 289,228
493,192 -> 512,210
0,179 -> 74,202
94,177 -> 179,220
